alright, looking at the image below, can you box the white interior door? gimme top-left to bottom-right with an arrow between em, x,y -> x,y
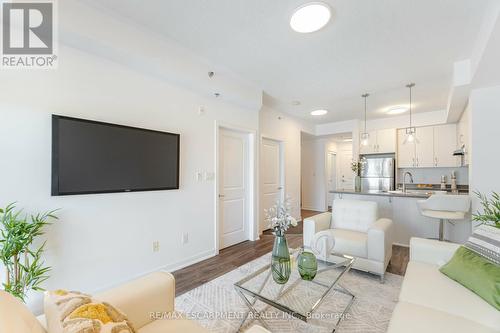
219,129 -> 249,249
326,153 -> 336,206
338,150 -> 353,190
261,138 -> 283,231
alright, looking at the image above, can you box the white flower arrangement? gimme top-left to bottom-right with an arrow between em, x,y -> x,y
264,197 -> 298,237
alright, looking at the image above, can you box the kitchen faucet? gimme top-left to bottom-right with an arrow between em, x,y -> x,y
403,172 -> 414,193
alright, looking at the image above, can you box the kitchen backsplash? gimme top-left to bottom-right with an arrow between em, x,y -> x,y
397,166 -> 469,185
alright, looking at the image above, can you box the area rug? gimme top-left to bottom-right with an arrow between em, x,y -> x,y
175,253 -> 402,332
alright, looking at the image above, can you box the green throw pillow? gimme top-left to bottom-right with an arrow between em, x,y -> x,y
440,246 -> 500,311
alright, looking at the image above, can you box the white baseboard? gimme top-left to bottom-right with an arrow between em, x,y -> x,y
160,249 -> 217,272
301,206 -> 325,212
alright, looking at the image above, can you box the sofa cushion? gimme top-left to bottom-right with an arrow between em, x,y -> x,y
465,224 -> 500,265
44,290 -> 135,333
400,261 -> 500,330
440,246 -> 500,310
332,199 -> 377,233
326,229 -> 368,258
387,301 -> 497,333
138,318 -> 208,333
0,290 -> 46,333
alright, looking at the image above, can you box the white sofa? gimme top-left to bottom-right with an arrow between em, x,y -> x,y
387,238 -> 500,333
0,271 -> 268,333
303,199 -> 394,280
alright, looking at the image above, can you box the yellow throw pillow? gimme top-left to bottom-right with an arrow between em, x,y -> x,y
44,290 -> 136,333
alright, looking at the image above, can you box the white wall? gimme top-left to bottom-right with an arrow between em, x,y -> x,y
301,139 -> 327,211
0,45 -> 259,313
469,85 -> 500,216
301,138 -> 353,211
259,107 -> 314,220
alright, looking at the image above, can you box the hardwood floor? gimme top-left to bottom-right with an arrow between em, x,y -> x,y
172,209 -> 409,296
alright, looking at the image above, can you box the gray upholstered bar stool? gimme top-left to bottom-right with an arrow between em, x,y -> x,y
417,194 -> 471,241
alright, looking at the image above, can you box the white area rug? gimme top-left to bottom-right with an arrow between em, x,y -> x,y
176,253 -> 402,332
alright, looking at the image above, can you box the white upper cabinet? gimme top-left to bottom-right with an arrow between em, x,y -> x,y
397,124 -> 458,168
359,130 -> 378,154
359,129 -> 396,154
377,128 -> 397,153
415,126 -> 434,167
457,106 -> 470,165
397,129 -> 416,167
434,124 -> 458,167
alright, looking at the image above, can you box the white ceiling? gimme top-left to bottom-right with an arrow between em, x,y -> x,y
83,0 -> 494,123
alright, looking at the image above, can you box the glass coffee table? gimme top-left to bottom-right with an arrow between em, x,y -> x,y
234,250 -> 355,332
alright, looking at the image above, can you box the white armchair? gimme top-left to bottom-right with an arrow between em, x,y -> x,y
303,199 -> 394,281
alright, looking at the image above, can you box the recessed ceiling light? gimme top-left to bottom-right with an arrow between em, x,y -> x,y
310,109 -> 328,116
290,3 -> 332,33
386,106 -> 408,115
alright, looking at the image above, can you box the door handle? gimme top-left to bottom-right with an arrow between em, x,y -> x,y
218,194 -> 225,198
277,187 -> 283,190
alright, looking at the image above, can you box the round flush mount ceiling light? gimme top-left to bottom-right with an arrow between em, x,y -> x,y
311,109 -> 328,116
386,106 -> 409,115
290,2 -> 332,33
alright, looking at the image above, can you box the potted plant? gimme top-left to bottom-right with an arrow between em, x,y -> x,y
472,191 -> 500,229
264,197 -> 297,284
0,203 -> 57,301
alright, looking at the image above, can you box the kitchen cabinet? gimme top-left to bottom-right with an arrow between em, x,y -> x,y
359,129 -> 396,154
359,130 -> 377,154
377,128 -> 397,153
457,106 -> 470,165
397,129 -> 416,167
434,124 -> 458,167
415,126 -> 434,167
397,124 -> 458,168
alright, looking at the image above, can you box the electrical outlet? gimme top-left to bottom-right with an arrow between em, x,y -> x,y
152,241 -> 160,252
182,233 -> 189,245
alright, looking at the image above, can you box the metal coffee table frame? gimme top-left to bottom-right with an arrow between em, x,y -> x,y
234,253 -> 355,332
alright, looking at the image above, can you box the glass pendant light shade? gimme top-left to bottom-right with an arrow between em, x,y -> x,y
361,132 -> 370,146
361,93 -> 370,146
403,83 -> 418,145
402,126 -> 419,145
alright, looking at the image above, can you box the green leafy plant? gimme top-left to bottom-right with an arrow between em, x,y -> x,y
472,191 -> 500,229
0,203 -> 57,301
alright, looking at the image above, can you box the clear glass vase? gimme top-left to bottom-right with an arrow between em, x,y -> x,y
271,234 -> 291,284
355,175 -> 361,192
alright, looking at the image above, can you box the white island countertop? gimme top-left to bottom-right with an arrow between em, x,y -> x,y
329,190 -> 471,245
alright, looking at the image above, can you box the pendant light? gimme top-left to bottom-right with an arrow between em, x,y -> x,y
403,83 -> 419,145
360,93 -> 370,146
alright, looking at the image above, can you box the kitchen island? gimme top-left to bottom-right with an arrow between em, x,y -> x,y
330,189 -> 471,245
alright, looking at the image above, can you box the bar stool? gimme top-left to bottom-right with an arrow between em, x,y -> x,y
417,194 -> 471,241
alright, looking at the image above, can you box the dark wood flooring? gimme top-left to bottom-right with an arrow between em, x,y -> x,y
172,210 -> 409,296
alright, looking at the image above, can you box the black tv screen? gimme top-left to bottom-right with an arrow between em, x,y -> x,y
52,115 -> 180,196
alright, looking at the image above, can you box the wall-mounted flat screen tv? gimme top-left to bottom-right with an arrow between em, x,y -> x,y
52,115 -> 180,196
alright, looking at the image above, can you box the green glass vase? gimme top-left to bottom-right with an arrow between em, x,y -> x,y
297,249 -> 318,281
271,235 -> 291,284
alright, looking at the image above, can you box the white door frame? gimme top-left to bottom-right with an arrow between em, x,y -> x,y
260,135 -> 285,233
215,121 -> 258,254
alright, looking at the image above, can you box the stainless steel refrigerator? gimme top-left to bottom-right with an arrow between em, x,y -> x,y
360,156 -> 395,191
